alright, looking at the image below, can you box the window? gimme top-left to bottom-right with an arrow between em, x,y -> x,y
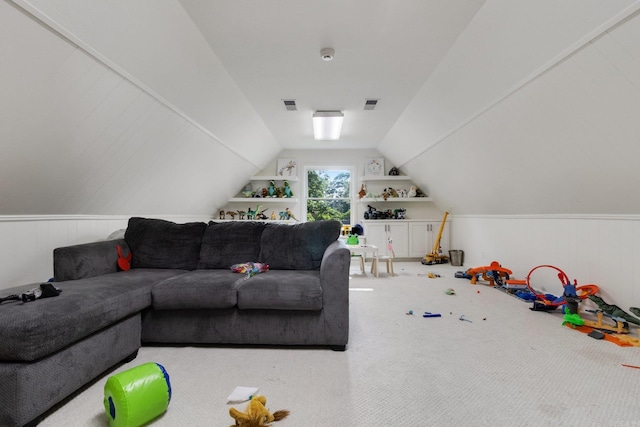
304,167 -> 353,224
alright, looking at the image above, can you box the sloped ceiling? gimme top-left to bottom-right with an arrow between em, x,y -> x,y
3,0 -> 640,216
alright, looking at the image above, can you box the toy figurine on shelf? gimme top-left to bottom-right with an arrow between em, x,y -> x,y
283,181 -> 293,198
270,211 -> 276,220
285,207 -> 298,221
358,184 -> 366,199
389,167 -> 400,176
237,210 -> 246,220
226,211 -> 237,220
246,207 -> 256,220
219,210 -> 225,220
268,180 -> 277,197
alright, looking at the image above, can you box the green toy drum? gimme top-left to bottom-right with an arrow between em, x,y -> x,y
104,362 -> 172,427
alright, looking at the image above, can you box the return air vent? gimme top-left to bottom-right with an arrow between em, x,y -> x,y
283,99 -> 297,111
364,99 -> 379,110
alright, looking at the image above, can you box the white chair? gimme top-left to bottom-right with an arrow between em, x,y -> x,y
376,232 -> 395,277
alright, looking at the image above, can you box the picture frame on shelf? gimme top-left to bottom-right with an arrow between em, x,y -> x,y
277,159 -> 298,177
364,158 -> 384,176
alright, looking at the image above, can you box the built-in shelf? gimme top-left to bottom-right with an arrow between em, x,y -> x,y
359,197 -> 433,203
228,198 -> 298,203
250,176 -> 298,181
360,176 -> 412,181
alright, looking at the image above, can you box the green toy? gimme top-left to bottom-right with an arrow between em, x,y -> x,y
562,308 -> 584,327
347,234 -> 359,245
104,362 -> 171,427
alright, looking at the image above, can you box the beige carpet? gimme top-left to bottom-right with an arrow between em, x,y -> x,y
39,262 -> 640,426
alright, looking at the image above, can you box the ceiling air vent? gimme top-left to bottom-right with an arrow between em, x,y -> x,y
283,99 -> 297,111
364,99 -> 379,110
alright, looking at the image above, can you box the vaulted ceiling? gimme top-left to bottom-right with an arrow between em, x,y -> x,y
2,0 -> 640,215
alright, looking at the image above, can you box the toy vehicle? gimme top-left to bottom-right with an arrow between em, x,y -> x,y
364,205 -> 390,219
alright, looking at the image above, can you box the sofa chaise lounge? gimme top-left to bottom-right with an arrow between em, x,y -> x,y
0,217 -> 350,427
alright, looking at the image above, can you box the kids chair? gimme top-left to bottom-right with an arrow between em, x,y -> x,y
376,229 -> 395,276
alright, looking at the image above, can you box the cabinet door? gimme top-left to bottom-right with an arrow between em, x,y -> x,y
408,222 -> 430,258
364,223 -> 387,253
387,223 -> 408,257
426,221 -> 450,256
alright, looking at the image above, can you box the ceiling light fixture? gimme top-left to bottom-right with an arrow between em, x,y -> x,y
313,111 -> 344,140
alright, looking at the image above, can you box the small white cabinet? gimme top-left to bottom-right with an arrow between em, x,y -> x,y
363,220 -> 450,259
362,221 -> 409,258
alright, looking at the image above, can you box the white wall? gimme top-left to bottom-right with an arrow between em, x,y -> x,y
453,215 -> 640,309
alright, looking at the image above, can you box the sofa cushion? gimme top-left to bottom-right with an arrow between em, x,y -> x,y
237,270 -> 323,310
125,217 -> 206,270
258,221 -> 341,270
197,221 -> 266,269
0,269 -> 186,362
151,270 -> 247,310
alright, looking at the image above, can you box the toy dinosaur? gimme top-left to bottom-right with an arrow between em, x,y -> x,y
268,181 -> 277,197
229,395 -> 289,427
283,181 -> 293,198
226,211 -> 237,220
285,207 -> 297,221
588,295 -> 640,326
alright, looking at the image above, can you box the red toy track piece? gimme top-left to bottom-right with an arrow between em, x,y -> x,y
467,261 -> 513,285
526,265 -> 598,306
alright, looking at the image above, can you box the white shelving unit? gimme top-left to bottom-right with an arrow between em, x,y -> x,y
228,176 -> 299,203
358,175 -> 432,202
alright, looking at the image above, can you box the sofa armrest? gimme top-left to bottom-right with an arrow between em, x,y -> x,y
54,239 -> 130,281
319,240 -> 351,345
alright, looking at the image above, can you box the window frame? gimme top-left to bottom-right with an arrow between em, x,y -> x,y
303,165 -> 355,225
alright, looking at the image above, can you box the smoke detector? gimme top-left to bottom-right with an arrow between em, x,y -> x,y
320,48 -> 335,61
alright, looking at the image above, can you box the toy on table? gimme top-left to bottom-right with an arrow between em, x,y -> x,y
104,362 -> 171,427
229,395 -> 289,427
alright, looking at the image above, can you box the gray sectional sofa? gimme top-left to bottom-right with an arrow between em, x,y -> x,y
0,217 -> 350,427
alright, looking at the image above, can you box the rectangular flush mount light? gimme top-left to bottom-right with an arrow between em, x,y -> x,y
313,111 -> 344,140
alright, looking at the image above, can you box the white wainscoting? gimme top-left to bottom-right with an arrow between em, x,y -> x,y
0,215 -> 212,290
451,215 -> 640,308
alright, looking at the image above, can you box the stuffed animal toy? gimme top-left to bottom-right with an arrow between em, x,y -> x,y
358,184 -> 366,199
229,395 -> 289,427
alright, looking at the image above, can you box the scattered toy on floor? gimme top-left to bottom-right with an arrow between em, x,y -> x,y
423,312 -> 441,318
444,288 -> 455,295
406,310 -> 414,315
459,314 -> 472,323
104,362 -> 171,427
588,295 -> 640,326
229,395 -> 289,427
466,261 -> 512,286
428,272 -> 440,278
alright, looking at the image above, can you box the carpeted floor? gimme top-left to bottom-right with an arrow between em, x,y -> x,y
39,262 -> 640,426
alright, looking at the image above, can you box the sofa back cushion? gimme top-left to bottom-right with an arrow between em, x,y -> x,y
259,220 -> 341,270
197,221 -> 266,269
124,217 -> 206,270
